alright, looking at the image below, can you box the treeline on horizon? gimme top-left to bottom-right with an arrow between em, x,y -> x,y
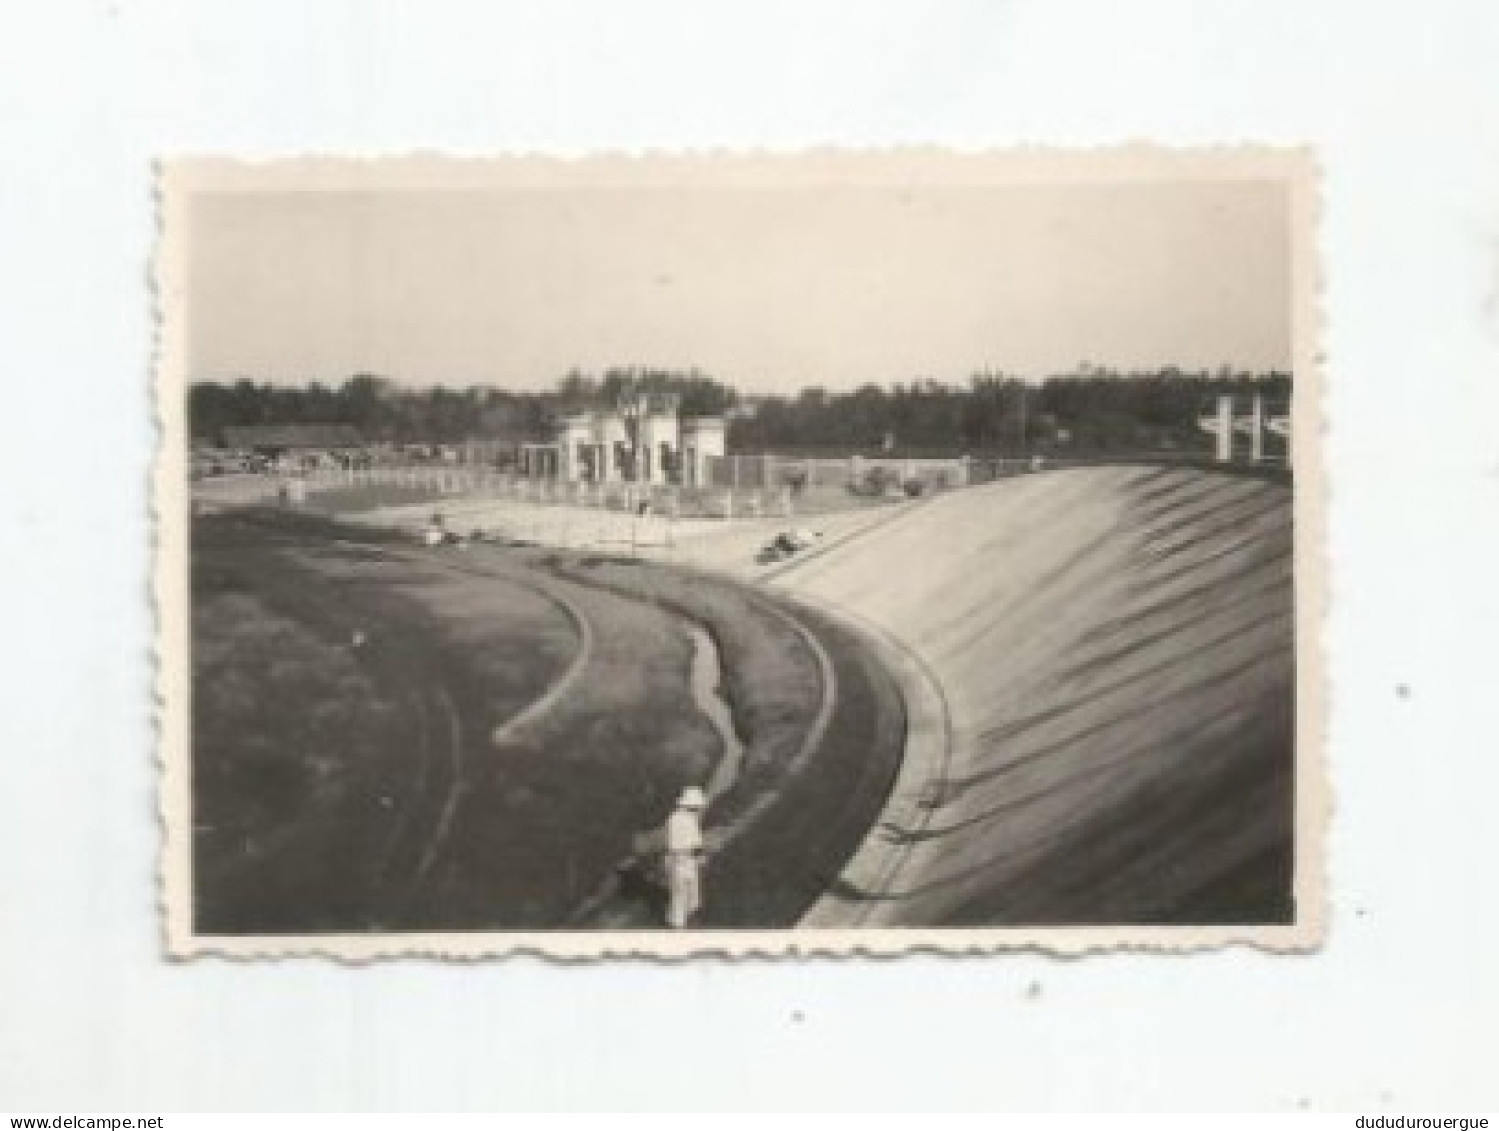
189,364 -> 1291,455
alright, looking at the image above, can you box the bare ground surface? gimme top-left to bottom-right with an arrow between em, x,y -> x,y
191,461 -> 1291,933
546,555 -> 906,928
192,513 -> 587,932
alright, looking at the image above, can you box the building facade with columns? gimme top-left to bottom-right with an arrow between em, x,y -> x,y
518,404 -> 726,487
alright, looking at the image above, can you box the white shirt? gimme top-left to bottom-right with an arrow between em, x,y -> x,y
665,809 -> 703,856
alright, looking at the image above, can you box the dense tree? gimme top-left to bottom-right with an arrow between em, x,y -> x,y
189,366 -> 1291,457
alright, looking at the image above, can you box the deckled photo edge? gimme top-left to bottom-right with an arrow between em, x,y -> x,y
156,147 -> 1325,961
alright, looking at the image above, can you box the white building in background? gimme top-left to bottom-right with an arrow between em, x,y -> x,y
518,401 -> 726,486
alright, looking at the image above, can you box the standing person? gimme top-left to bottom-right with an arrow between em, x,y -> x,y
664,787 -> 708,928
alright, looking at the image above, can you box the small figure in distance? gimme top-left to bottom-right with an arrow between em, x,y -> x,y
664,786 -> 709,929
1030,454 -> 1045,473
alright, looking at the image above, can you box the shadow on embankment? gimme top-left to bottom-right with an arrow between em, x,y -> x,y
781,465 -> 1297,927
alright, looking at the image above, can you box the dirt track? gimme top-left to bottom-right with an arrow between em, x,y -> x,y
190,510 -> 903,932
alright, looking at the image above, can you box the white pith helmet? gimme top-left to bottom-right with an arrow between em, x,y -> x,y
678,786 -> 708,811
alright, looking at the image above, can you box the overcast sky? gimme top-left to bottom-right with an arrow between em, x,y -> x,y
187,179 -> 1291,393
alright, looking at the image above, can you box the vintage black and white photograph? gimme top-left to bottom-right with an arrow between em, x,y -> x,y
157,151 -> 1320,956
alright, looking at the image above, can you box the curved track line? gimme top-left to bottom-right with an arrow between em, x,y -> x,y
794,599 -> 955,928
376,688 -> 433,880
560,569 -> 839,927
538,558 -> 839,848
287,522 -> 903,925
317,541 -> 597,887
203,517 -> 599,900
701,588 -> 838,852
757,497 -> 934,584
368,547 -> 596,749
688,625 -> 746,802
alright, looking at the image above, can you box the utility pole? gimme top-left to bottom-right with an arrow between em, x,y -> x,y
616,382 -> 647,484
1197,395 -> 1235,462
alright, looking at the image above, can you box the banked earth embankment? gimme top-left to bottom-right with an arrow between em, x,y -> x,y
780,465 -> 1294,927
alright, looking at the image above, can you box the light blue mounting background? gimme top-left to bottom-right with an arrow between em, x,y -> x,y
0,0 -> 1495,1112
